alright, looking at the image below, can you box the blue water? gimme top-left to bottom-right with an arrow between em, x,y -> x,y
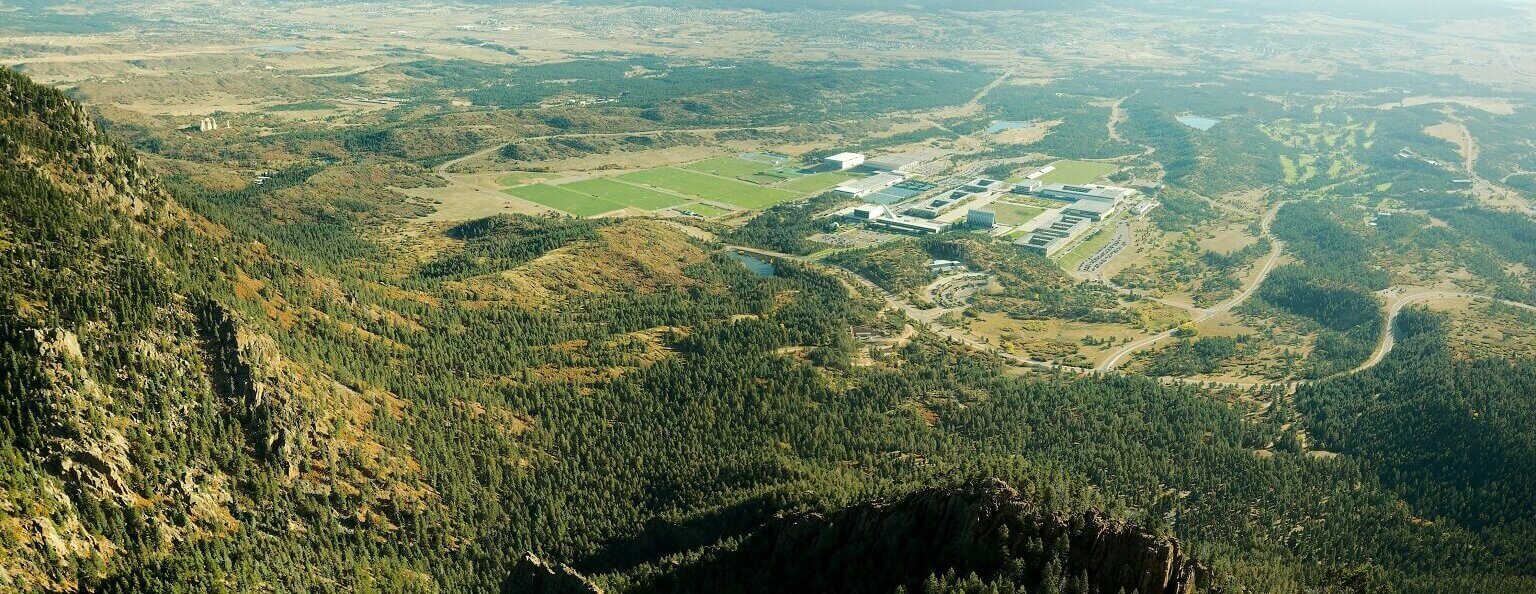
256,44 -> 304,53
1176,115 -> 1220,131
727,252 -> 776,277
986,120 -> 1031,134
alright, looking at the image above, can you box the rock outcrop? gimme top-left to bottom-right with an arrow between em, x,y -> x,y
502,553 -> 605,594
632,478 -> 1212,594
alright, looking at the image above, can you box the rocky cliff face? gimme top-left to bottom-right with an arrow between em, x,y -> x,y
621,478 -> 1211,594
0,67 -> 432,592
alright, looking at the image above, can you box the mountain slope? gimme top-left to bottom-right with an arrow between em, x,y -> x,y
0,65 -> 435,592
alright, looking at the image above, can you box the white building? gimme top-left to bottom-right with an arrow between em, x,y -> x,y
1012,179 -> 1043,194
849,205 -> 886,220
1038,183 -> 1136,204
824,152 -> 866,171
864,148 -> 948,174
868,215 -> 946,235
929,259 -> 965,273
1016,213 -> 1093,256
834,172 -> 905,198
1061,199 -> 1119,221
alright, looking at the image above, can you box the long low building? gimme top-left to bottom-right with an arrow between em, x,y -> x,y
863,148 -> 949,174
834,172 -> 906,198
1016,213 -> 1092,256
868,215 -> 947,235
1061,198 -> 1118,221
1038,183 -> 1136,204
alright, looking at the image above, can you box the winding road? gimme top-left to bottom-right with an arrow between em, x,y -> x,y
1097,202 -> 1288,372
725,244 -> 1283,387
1351,288 -> 1536,373
723,195 -> 1530,390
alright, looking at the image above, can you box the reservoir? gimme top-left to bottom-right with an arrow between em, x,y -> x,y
985,120 -> 1031,134
1176,115 -> 1220,131
728,251 -> 776,277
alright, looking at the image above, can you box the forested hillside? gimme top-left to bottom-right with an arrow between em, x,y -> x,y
5,67 -> 1536,594
1298,309 -> 1536,575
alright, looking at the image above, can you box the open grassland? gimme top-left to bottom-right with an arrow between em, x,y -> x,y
619,167 -> 799,209
505,184 -> 624,217
1038,160 -> 1119,185
561,178 -> 690,211
681,157 -> 852,195
988,201 -> 1047,226
961,307 -> 1185,369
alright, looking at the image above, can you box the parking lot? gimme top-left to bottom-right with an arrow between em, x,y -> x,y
1077,222 -> 1131,273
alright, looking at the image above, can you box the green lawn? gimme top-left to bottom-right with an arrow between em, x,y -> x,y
497,171 -> 555,187
682,157 -> 780,180
676,202 -> 732,217
505,184 -> 623,217
1037,160 -> 1119,185
1056,214 -> 1123,269
988,201 -> 1047,226
777,171 -> 857,194
619,168 -> 798,209
560,178 -> 689,211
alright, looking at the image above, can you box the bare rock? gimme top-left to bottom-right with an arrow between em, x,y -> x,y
502,553 -> 604,594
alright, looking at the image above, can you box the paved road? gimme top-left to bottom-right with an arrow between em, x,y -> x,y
724,207 -> 1531,390
1097,202 -> 1289,372
1351,288 -> 1536,373
724,244 -> 1292,388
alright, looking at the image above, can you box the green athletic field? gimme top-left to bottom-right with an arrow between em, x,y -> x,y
776,171 -> 857,194
1037,160 -> 1118,185
988,201 -> 1047,226
619,168 -> 798,209
682,157 -> 781,180
676,202 -> 732,217
496,171 -> 555,187
560,178 -> 689,211
505,184 -> 623,217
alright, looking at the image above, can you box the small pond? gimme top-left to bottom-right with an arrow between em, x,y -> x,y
1176,115 -> 1220,131
985,120 -> 1032,134
727,252 -> 776,277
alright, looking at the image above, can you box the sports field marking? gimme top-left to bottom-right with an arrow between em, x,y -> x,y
618,168 -> 798,209
505,184 -> 624,217
560,178 -> 689,211
497,171 -> 555,187
682,156 -> 780,180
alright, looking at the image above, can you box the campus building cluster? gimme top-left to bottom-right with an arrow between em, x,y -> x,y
1013,183 -> 1138,255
